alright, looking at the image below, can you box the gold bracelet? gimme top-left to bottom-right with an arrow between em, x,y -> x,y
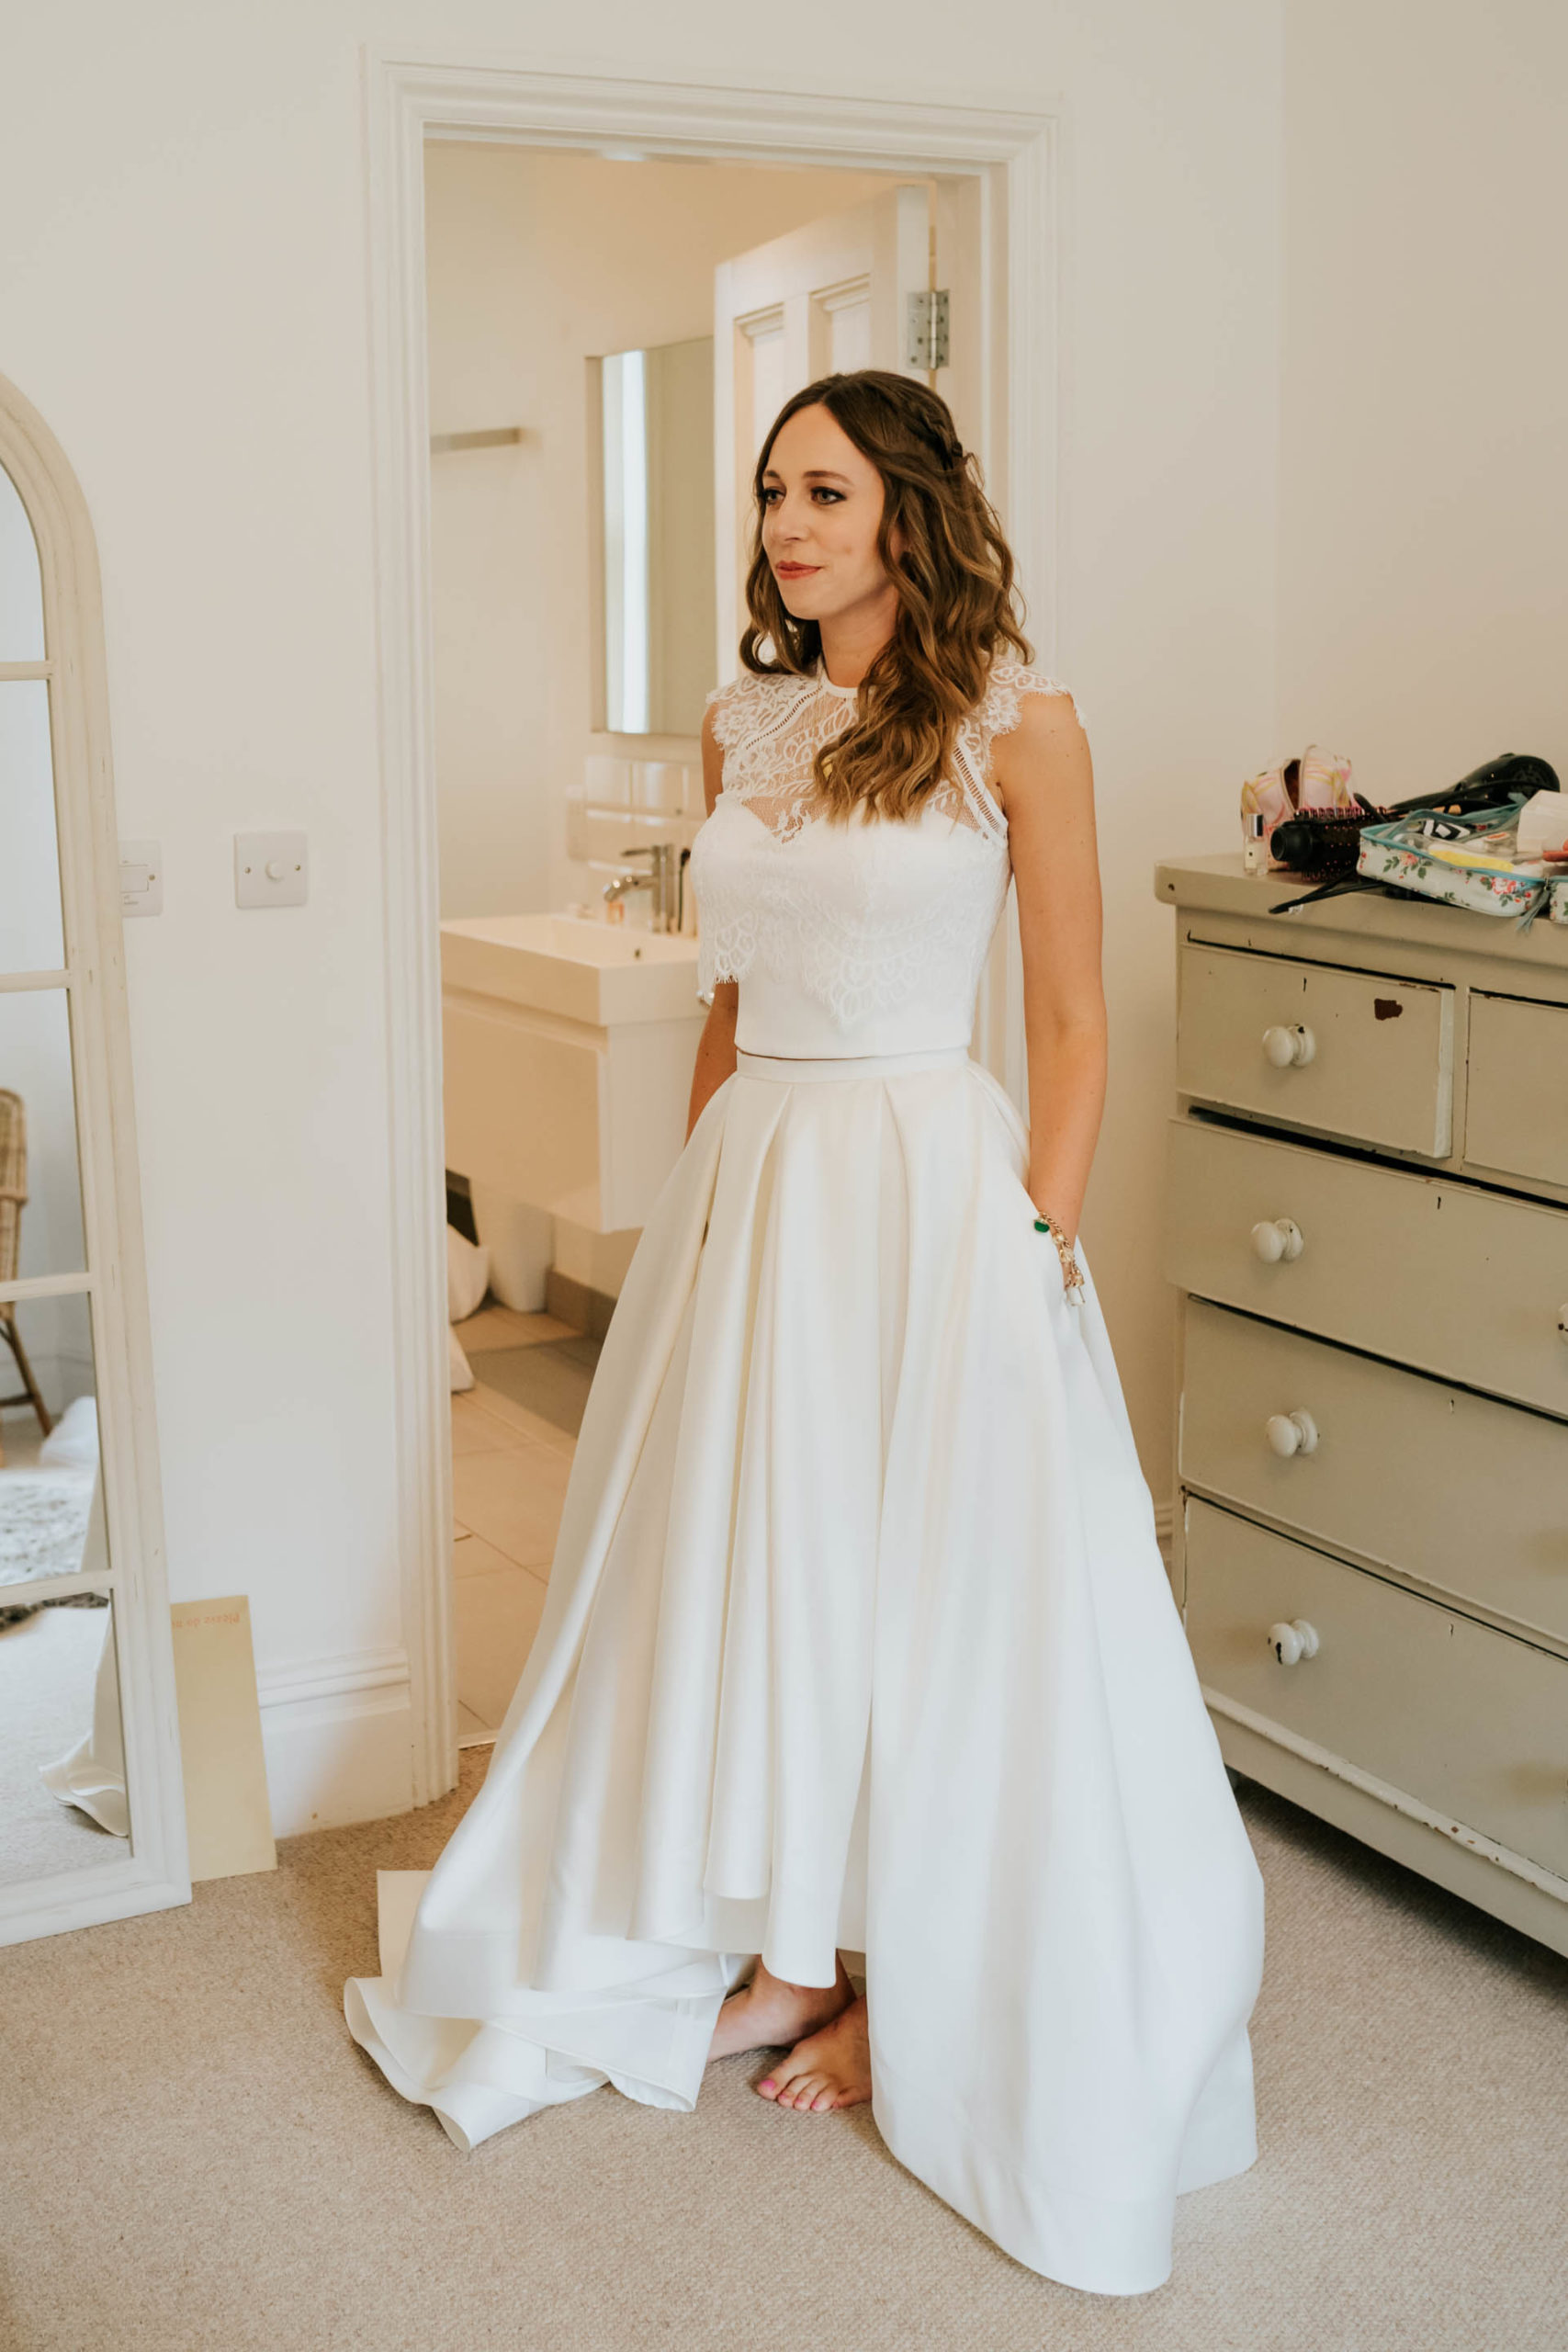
1032,1211 -> 1086,1302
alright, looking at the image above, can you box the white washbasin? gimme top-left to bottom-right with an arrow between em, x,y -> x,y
440,911 -> 701,1028
440,910 -> 706,1234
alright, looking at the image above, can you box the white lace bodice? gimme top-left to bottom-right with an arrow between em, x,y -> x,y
689,658 -> 1079,1057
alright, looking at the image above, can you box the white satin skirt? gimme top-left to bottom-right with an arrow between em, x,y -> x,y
345,1045 -> 1265,2297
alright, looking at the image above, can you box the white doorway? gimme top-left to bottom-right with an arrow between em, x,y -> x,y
365,55 -> 1060,1806
428,149 -> 955,1753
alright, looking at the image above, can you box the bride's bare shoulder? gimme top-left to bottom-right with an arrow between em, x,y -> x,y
986,665 -> 1092,826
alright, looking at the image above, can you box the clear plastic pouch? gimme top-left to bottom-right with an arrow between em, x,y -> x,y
1355,802 -> 1555,925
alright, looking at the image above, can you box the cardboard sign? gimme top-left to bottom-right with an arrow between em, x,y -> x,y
169,1595 -> 276,1881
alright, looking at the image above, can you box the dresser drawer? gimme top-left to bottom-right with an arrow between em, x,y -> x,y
1167,1115 -> 1568,1417
1184,1498 -> 1568,1881
1178,942 -> 1454,1157
1465,991 -> 1568,1192
1180,1299 -> 1568,1649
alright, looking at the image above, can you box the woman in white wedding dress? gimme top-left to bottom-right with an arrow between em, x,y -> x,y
345,370 -> 1265,2299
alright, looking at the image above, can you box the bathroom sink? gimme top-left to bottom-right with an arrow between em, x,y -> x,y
440,911 -> 706,1233
440,912 -> 700,1028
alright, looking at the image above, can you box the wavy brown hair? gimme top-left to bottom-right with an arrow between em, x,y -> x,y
739,370 -> 1031,822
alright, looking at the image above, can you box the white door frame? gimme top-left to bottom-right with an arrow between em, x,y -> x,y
363,49 -> 1062,1804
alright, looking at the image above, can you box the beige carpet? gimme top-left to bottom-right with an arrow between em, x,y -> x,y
3,1764 -> 1565,2352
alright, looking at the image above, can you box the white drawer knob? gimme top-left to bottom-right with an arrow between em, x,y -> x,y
1266,1408 -> 1319,1457
1251,1216 -> 1304,1263
1267,1618 -> 1321,1667
1262,1023 -> 1316,1069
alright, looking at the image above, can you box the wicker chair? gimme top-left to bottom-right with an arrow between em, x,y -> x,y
0,1088 -> 55,1468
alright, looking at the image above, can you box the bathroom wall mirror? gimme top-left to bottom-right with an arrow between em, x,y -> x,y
0,373 -> 187,1946
591,335 -> 716,740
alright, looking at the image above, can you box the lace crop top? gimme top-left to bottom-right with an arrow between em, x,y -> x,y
689,658 -> 1079,1058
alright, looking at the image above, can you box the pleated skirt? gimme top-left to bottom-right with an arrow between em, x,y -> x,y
345,1043 -> 1265,2297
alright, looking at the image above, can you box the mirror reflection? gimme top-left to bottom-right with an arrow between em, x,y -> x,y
0,683 -> 66,974
594,335 -> 716,737
1,1287 -> 118,1883
0,1294 -> 107,1575
0,1587 -> 127,1885
0,988 -> 85,1289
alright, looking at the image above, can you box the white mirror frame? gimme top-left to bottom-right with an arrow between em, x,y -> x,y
0,372 -> 189,1946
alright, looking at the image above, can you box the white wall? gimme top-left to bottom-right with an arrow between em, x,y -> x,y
0,2 -> 1288,1830
1277,0 -> 1568,792
1050,0 -> 1284,1479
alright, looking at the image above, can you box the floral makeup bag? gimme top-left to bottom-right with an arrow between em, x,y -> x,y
1355,801 -> 1568,928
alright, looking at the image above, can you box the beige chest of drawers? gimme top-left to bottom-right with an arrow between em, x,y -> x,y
1157,853 -> 1568,1956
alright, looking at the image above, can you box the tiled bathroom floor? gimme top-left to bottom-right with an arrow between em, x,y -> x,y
449,1302 -> 601,1746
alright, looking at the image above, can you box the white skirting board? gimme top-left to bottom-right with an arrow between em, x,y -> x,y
255,1647 -> 413,1838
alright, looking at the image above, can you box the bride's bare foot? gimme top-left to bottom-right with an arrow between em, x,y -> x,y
756,1991 -> 872,2112
707,1955 -> 852,2064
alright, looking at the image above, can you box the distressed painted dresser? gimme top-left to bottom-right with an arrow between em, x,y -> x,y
1157,852 -> 1568,1957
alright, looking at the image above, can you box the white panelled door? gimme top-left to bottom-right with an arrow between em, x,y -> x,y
713,187 -> 931,676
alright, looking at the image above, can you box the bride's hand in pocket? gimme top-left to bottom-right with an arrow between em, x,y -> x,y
1029,1202 -> 1085,1311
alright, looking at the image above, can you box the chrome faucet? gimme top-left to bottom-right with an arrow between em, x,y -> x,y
603,842 -> 681,933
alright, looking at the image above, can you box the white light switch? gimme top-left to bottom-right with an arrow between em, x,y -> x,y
119,838 -> 164,917
234,831 -> 308,910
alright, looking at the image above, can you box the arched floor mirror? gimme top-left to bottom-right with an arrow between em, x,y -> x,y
0,373 -> 188,1945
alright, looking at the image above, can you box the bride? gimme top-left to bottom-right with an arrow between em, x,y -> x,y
346,368 -> 1265,2300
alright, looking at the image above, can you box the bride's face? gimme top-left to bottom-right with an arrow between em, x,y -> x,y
760,404 -> 904,628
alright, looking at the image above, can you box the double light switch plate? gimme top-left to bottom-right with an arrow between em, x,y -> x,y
234,831 -> 308,910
